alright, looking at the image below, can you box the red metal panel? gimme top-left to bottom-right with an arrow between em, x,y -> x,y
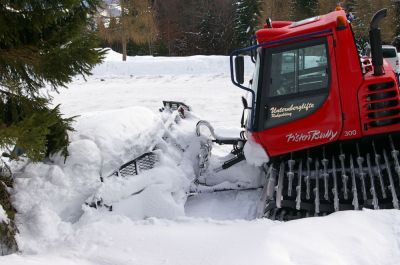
252,36 -> 342,157
358,67 -> 400,136
256,10 -> 344,47
250,9 -> 400,158
333,21 -> 364,141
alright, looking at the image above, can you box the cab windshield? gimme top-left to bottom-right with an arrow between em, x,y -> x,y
246,49 -> 262,129
382,47 -> 397,58
251,49 -> 262,101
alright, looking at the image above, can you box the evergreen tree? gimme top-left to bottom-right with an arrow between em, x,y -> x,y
196,0 -> 233,55
392,1 -> 400,49
290,0 -> 319,21
0,0 -> 105,161
317,0 -> 338,15
343,0 -> 357,12
342,0 -> 368,53
198,10 -> 218,54
233,0 -> 263,48
350,0 -> 373,49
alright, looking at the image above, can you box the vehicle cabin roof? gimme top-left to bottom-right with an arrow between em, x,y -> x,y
256,10 -> 347,46
382,45 -> 397,50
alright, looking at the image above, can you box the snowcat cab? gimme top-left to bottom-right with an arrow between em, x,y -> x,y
229,8 -> 400,219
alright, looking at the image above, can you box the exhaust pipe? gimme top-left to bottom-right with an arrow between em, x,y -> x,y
369,9 -> 387,76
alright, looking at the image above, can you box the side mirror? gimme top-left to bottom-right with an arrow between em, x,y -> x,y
235,56 -> 244,84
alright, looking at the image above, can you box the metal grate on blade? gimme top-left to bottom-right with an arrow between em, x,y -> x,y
108,152 -> 158,178
162,101 -> 191,111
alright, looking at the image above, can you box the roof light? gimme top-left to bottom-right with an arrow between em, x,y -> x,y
290,16 -> 320,28
336,16 -> 347,30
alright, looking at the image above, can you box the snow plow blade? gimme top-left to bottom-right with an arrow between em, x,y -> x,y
85,101 -> 400,221
86,101 -> 263,217
105,152 -> 158,179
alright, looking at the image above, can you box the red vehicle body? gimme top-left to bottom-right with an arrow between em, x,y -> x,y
244,10 -> 399,158
223,8 -> 400,218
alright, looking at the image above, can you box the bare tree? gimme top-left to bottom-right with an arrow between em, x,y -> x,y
98,0 -> 158,60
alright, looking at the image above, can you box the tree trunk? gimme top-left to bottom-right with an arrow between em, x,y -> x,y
121,0 -> 127,61
122,37 -> 127,61
0,176 -> 18,256
148,40 -> 152,55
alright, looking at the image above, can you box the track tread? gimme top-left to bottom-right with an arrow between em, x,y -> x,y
263,135 -> 400,220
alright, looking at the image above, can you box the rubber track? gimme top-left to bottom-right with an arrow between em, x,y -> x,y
262,134 -> 400,221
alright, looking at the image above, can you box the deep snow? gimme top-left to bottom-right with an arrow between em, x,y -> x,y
1,49 -> 400,265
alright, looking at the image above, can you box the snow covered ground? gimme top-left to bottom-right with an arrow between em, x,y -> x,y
1,50 -> 400,265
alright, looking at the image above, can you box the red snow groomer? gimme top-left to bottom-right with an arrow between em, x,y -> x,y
228,8 -> 400,219
92,8 -> 400,221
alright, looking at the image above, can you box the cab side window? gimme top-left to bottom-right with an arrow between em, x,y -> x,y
269,43 -> 329,97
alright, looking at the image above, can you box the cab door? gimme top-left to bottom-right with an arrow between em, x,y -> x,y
252,36 -> 343,157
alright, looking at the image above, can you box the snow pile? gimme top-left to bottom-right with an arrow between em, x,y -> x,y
11,107 -> 191,253
86,109 -> 199,220
92,48 -> 254,78
243,138 -> 269,166
2,210 -> 400,265
68,107 -> 164,176
94,161 -> 188,220
186,190 -> 263,220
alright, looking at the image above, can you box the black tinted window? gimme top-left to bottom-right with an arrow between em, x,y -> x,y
269,43 -> 329,97
382,48 -> 397,58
